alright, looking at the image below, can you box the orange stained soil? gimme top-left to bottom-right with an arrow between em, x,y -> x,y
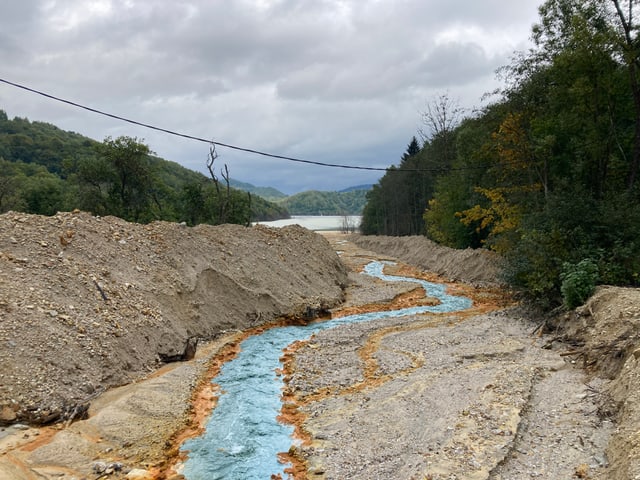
276,263 -> 513,479
161,261 -> 513,480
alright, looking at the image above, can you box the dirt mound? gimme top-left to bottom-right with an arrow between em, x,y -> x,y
349,234 -> 503,286
555,286 -> 640,480
0,211 -> 348,426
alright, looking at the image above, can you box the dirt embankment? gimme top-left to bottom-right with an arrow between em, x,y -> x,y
0,211 -> 348,427
349,234 -> 503,287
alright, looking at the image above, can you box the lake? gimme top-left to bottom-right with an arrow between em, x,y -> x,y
254,215 -> 361,231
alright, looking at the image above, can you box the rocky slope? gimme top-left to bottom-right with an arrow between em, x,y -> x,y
0,211 -> 348,426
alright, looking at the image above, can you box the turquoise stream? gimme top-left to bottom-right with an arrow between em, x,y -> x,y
180,261 -> 472,479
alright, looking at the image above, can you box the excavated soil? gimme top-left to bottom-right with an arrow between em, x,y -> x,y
348,234 -> 503,287
0,211 -> 347,479
0,215 -> 639,480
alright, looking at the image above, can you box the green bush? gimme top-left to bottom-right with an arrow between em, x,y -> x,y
560,259 -> 599,309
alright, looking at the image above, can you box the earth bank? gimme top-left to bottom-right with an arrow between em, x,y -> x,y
0,211 -> 348,427
0,211 -> 347,479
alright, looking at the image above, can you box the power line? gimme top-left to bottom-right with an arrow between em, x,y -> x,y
0,77 -> 525,175
0,77 -> 422,172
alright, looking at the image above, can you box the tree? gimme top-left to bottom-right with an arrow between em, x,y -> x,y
0,159 -> 22,212
403,136 -> 421,160
611,0 -> 640,188
419,93 -> 464,144
95,136 -> 155,221
420,0 -> 640,307
205,144 -> 252,226
22,169 -> 67,216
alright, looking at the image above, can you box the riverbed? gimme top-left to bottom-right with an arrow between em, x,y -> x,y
284,234 -> 612,479
178,261 -> 472,479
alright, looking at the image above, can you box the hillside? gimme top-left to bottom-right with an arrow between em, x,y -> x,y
229,179 -> 288,201
0,110 -> 289,223
230,179 -> 371,215
278,189 -> 369,215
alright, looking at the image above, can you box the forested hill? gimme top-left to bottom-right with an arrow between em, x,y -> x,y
0,110 -> 289,223
230,180 -> 370,215
278,189 -> 368,215
361,0 -> 640,310
229,179 -> 288,202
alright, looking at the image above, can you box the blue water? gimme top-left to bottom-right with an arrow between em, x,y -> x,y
180,261 -> 472,479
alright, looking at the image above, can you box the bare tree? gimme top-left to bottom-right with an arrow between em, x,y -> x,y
419,92 -> 464,144
340,212 -> 357,234
206,144 -> 253,226
206,144 -> 231,224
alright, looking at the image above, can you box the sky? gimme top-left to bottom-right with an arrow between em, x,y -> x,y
0,0 -> 542,194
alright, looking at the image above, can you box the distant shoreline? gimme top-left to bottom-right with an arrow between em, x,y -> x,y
255,215 -> 362,231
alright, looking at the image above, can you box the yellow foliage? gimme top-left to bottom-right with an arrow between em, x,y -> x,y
492,112 -> 533,174
457,187 -> 528,254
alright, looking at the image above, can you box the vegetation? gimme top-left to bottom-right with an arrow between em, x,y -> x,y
0,112 -> 288,224
231,180 -> 370,215
229,179 -> 288,202
278,189 -> 368,215
361,0 -> 640,308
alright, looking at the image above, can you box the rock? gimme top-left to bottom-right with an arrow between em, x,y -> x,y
158,336 -> 199,363
0,406 -> 17,423
126,468 -> 153,480
92,461 -> 107,474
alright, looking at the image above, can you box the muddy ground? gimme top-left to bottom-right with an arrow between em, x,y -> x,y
1,214 -> 640,479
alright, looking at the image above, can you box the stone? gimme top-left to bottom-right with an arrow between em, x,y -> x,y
0,406 -> 17,423
126,468 -> 153,480
92,461 -> 107,474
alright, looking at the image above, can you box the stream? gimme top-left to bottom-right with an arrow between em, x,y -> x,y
179,261 -> 472,479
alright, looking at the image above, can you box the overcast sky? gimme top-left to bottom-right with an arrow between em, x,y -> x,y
0,1 -> 542,194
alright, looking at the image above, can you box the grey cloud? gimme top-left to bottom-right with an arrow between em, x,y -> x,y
419,41 -> 500,88
0,0 -> 542,193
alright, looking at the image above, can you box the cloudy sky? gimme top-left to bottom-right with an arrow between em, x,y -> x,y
0,0 -> 542,194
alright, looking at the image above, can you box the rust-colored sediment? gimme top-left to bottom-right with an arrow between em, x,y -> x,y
278,340 -> 315,479
159,315 -> 333,479
159,337 -> 242,478
161,262 -> 513,480
276,262 -> 513,479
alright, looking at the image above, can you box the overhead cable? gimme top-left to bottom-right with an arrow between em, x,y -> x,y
0,77 -> 407,172
0,77 -> 509,174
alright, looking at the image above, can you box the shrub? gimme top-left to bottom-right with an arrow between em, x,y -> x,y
560,259 -> 599,309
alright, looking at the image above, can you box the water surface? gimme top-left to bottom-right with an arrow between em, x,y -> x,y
180,261 -> 471,479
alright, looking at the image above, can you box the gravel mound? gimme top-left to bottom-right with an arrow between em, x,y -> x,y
0,211 -> 348,426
